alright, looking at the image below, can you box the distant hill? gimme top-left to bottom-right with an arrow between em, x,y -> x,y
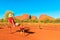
39,14 -> 55,21
15,14 -> 55,21
31,16 -> 37,20
15,14 -> 31,20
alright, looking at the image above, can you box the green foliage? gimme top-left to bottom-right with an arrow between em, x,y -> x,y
3,19 -> 8,22
40,19 -> 53,23
14,18 -> 20,23
54,18 -> 60,23
0,19 -> 8,22
40,20 -> 44,23
21,19 -> 30,22
20,19 -> 38,23
0,19 -> 3,22
31,19 -> 38,23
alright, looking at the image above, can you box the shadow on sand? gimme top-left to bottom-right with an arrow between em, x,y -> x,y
11,28 -> 35,36
24,29 -> 35,36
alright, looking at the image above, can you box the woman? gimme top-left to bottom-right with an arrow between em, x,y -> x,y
8,13 -> 15,27
8,13 -> 23,34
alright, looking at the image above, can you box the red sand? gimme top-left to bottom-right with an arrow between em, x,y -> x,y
0,25 -> 60,40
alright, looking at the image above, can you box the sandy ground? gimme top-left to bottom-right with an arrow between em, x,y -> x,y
0,23 -> 60,40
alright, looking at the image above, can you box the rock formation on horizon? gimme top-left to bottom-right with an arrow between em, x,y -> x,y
15,14 -> 31,20
15,14 -> 55,21
31,16 -> 37,20
39,14 -> 55,21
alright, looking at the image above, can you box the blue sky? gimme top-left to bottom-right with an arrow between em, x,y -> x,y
0,0 -> 60,18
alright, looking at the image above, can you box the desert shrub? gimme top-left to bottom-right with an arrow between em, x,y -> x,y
3,19 -> 8,22
40,20 -> 44,23
31,19 -> 38,23
21,19 -> 30,22
54,18 -> 60,23
14,18 -> 20,23
0,19 -> 3,22
20,19 -> 38,23
0,18 -> 8,22
40,19 -> 53,23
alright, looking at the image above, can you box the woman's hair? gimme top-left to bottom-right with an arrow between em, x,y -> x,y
5,11 -> 14,18
8,13 -> 13,17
